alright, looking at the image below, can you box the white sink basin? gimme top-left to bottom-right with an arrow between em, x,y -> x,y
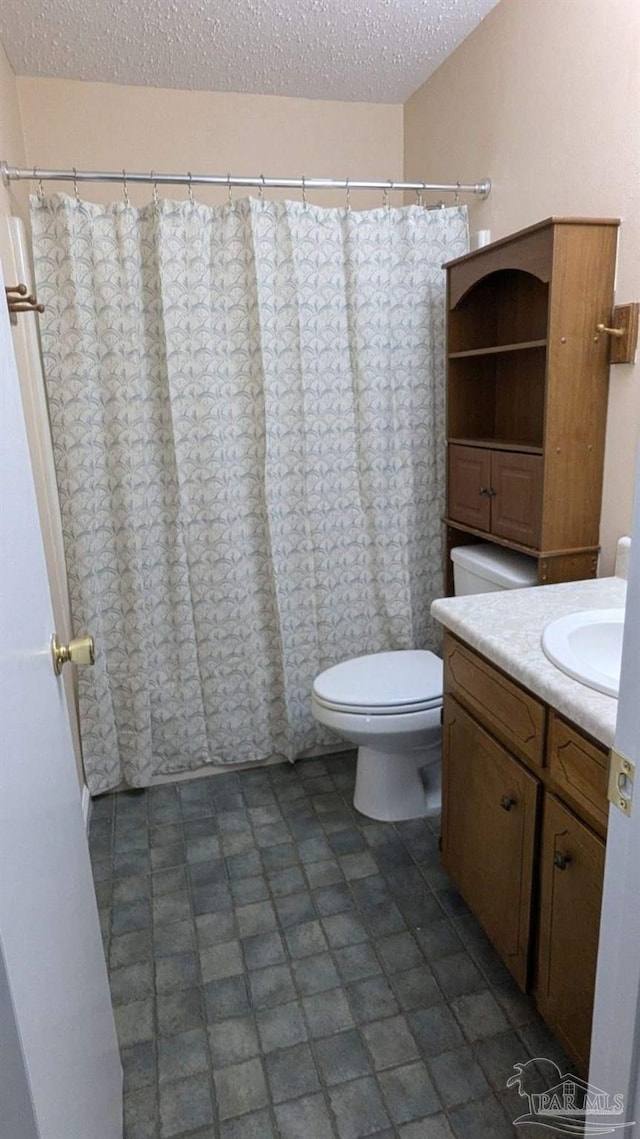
541,608 -> 625,698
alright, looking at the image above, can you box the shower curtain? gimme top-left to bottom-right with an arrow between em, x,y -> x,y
31,194 -> 468,794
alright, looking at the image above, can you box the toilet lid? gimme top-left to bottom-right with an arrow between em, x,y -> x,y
313,650 -> 443,714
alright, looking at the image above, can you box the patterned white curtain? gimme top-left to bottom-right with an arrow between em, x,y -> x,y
31,194 -> 468,794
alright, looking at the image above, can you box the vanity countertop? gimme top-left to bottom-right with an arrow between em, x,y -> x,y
431,575 -> 625,748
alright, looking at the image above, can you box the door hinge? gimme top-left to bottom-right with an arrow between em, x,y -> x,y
608,747 -> 635,817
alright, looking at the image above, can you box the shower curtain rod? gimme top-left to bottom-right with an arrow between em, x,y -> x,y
0,161 -> 491,198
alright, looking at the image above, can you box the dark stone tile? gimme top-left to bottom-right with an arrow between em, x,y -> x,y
112,899 -> 152,935
183,818 -> 217,843
110,929 -> 153,969
154,920 -> 195,958
204,975 -> 250,1021
153,892 -> 192,927
416,920 -> 464,964
349,875 -> 392,911
151,843 -> 186,870
303,987 -> 354,1038
328,828 -> 366,855
121,1041 -> 156,1093
256,999 -> 308,1052
492,981 -> 538,1029
196,911 -> 237,947
219,1109 -> 275,1139
123,1086 -> 157,1139
208,1014 -> 259,1067
214,1057 -> 269,1120
322,911 -> 369,948
230,876 -> 270,905
398,1117 -> 454,1138
253,822 -> 291,849
199,939 -> 244,983
363,1015 -> 420,1070
429,1045 -> 489,1108
114,998 -> 155,1048
192,882 -> 233,916
274,1093 -> 335,1139
158,1028 -> 209,1084
150,824 -> 183,849
189,858 -> 227,888
313,882 -> 354,916
274,891 -> 316,928
409,1005 -> 465,1058
448,1093 -> 513,1138
432,952 -> 485,1000
159,1073 -> 214,1138
304,858 -> 344,888
236,900 -> 277,937
374,840 -> 415,873
285,919 -> 329,959
379,1061 -> 441,1125
465,936 -> 512,987
297,836 -> 334,863
157,987 -> 204,1036
267,866 -> 306,896
435,887 -> 470,920
186,836 -> 221,864
364,902 -> 407,939
242,930 -> 286,970
474,1029 -> 530,1093
360,824 -> 395,848
248,804 -> 282,827
314,1027 -> 372,1086
152,867 -> 188,896
249,963 -> 296,1010
348,976 -> 399,1024
292,951 -> 341,996
265,1041 -> 320,1103
217,810 -> 250,835
516,1014 -> 573,1072
339,851 -> 378,880
333,942 -> 382,984
451,990 -> 509,1042
226,850 -> 262,880
391,964 -> 442,1012
261,843 -> 299,872
329,1075 -> 390,1139
110,961 -> 154,1005
91,859 -> 111,884
112,875 -> 149,906
155,953 -> 199,994
376,931 -> 423,973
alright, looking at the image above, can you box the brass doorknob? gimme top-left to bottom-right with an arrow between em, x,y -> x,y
51,633 -> 95,675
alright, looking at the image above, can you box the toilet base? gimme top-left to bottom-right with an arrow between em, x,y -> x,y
353,741 -> 441,823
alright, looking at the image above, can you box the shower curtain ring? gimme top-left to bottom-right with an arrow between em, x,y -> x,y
151,172 -> 159,207
302,175 -> 307,208
415,187 -> 422,208
383,181 -> 391,210
34,166 -> 45,202
227,174 -> 233,207
345,178 -> 351,212
73,167 -> 80,204
122,169 -> 130,208
187,172 -> 194,206
259,174 -> 266,206
455,182 -> 461,207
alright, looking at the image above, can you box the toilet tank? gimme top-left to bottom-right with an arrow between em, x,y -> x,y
451,543 -> 538,595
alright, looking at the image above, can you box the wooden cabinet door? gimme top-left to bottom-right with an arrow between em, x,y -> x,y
448,444 -> 491,530
537,794 -> 605,1074
490,451 -> 542,547
442,696 -> 539,990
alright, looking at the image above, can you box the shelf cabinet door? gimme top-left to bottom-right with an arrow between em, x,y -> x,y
442,696 -> 539,990
448,444 -> 491,531
537,793 -> 605,1074
490,451 -> 542,547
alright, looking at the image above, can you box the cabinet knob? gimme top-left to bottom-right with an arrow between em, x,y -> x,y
553,851 -> 571,871
500,795 -> 516,812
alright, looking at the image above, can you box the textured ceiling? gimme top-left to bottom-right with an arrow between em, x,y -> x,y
0,0 -> 500,103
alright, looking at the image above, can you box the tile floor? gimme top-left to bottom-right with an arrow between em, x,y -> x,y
89,752 -> 571,1139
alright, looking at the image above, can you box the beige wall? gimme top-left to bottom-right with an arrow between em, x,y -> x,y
405,0 -> 640,574
0,41 -> 26,220
16,78 -> 403,211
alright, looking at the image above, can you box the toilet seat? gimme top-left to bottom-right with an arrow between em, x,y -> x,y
312,650 -> 443,717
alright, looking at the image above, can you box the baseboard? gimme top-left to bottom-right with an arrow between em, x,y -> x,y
82,784 -> 92,833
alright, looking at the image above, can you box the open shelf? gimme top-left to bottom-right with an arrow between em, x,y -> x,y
449,339 -> 547,360
448,437 -> 544,455
448,270 -> 549,354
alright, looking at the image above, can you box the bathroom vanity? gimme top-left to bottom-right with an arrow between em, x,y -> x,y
432,575 -> 623,1075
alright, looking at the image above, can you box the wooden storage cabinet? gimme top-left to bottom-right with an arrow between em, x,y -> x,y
444,217 -> 619,587
442,632 -> 610,1073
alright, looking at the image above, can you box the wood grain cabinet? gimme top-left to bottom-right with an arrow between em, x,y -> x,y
444,217 -> 619,588
442,631 -> 610,1073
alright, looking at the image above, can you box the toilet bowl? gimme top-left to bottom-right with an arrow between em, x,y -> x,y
311,650 -> 443,822
311,543 -> 538,823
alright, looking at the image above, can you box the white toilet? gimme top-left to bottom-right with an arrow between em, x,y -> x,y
311,543 -> 538,822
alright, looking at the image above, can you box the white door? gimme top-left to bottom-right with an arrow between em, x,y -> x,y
589,449 -> 640,1127
0,257 -> 122,1138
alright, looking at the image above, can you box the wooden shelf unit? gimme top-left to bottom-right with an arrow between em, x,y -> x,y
443,217 -> 620,589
